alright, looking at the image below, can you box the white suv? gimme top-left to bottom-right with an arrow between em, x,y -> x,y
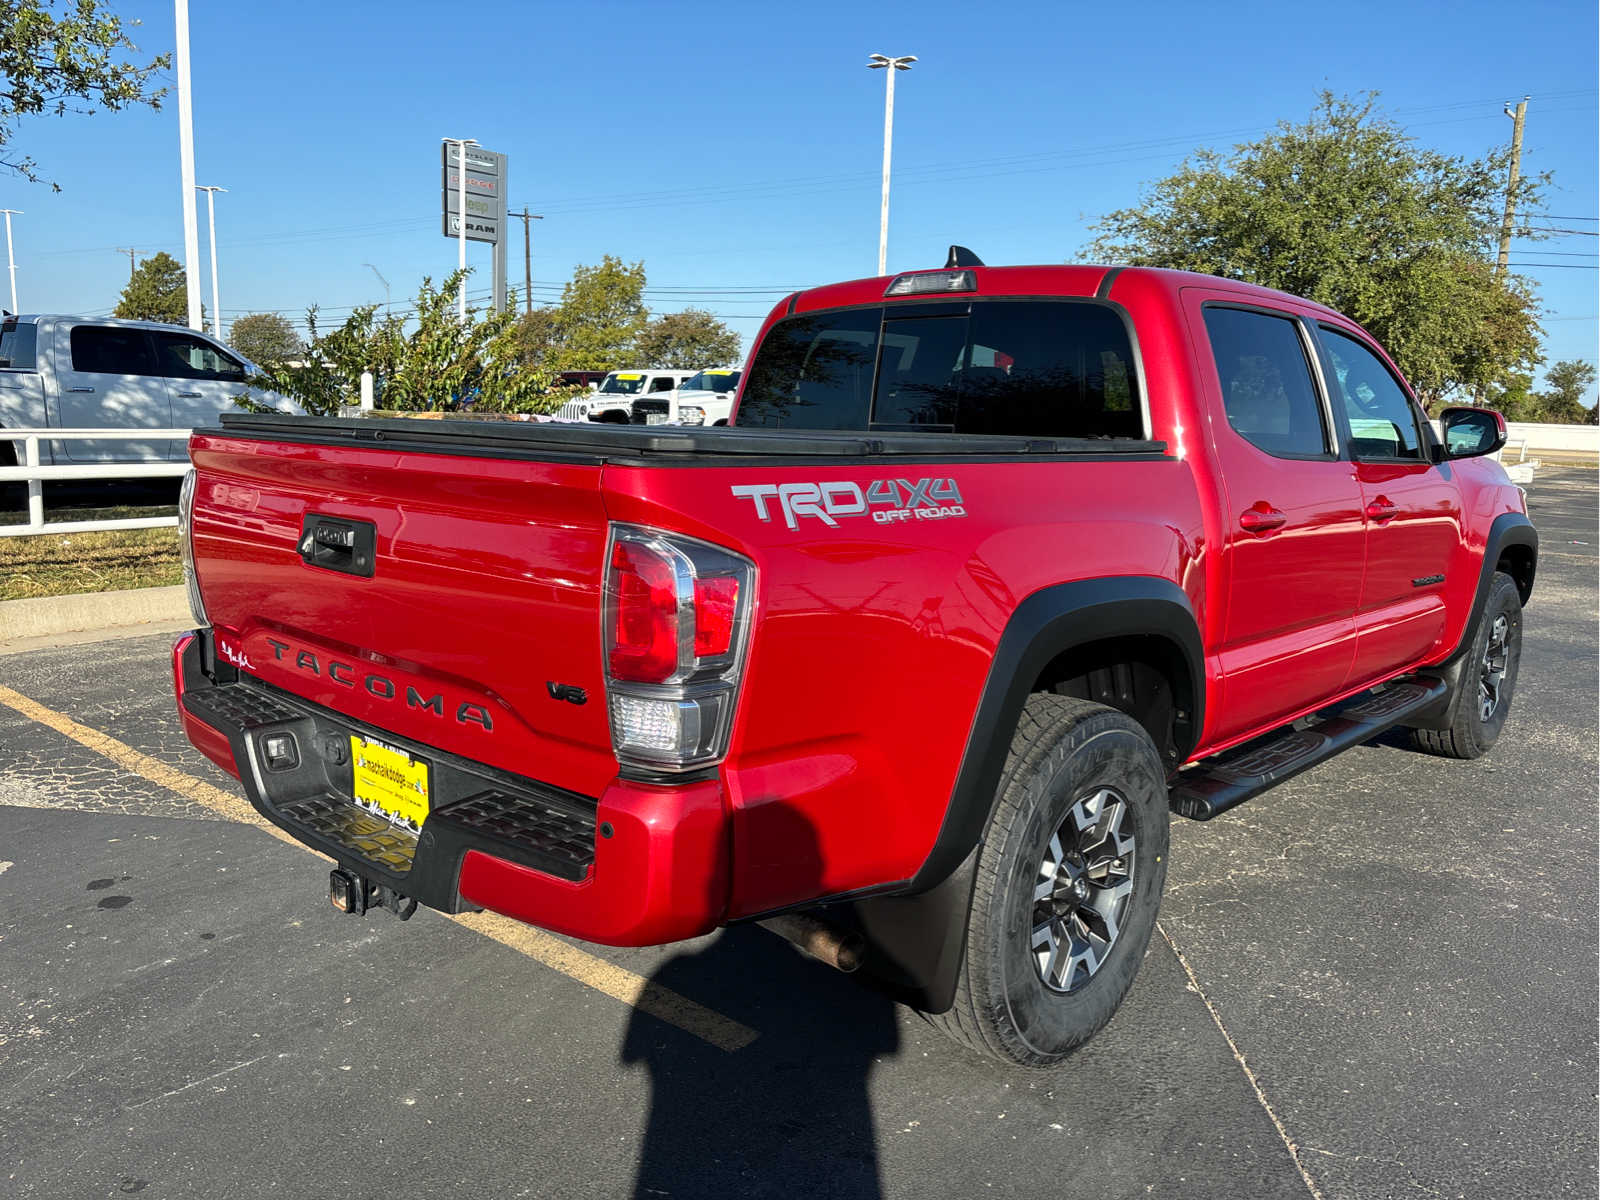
552,369 -> 697,423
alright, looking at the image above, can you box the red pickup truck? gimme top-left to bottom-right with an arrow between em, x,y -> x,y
172,254 -> 1535,1066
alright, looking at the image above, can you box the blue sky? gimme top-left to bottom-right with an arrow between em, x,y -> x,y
9,0 -> 1598,393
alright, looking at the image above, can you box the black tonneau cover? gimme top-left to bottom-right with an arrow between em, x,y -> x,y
212,413 -> 1169,467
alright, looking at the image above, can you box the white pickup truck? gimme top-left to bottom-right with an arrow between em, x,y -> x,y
639,366 -> 741,426
0,314 -> 291,465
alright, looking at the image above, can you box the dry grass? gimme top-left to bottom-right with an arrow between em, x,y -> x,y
0,506 -> 181,601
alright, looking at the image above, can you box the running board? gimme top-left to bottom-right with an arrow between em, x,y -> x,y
1169,677 -> 1449,821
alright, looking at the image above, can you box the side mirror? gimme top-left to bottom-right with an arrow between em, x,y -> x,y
1436,406 -> 1507,461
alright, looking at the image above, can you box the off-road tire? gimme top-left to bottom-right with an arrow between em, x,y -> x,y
1410,571 -> 1523,759
930,694 -> 1170,1067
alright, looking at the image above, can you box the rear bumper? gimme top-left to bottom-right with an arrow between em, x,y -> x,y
172,630 -> 728,945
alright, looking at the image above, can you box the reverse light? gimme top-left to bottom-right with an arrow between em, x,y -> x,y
603,525 -> 755,772
178,467 -> 210,628
885,269 -> 976,296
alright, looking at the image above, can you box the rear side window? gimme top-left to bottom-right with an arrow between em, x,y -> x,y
736,300 -> 1143,438
649,376 -> 676,392
70,325 -> 157,376
1202,307 -> 1328,458
0,319 -> 36,369
1318,327 -> 1423,460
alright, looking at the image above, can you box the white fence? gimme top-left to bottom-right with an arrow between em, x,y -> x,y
0,428 -> 191,537
1503,421 -> 1599,458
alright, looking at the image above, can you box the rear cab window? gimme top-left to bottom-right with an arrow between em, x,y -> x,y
735,300 -> 1143,439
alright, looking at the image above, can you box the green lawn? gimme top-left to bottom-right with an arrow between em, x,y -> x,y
0,505 -> 181,601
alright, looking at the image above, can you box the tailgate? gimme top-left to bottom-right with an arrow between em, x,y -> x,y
187,430 -> 617,798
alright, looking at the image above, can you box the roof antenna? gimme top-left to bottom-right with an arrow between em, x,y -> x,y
945,245 -> 984,268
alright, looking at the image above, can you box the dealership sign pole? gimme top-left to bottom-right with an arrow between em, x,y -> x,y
440,141 -> 508,316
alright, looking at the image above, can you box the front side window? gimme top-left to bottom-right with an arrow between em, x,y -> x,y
736,301 -> 1143,438
1318,327 -> 1423,460
1202,306 -> 1328,458
70,325 -> 157,376
153,332 -> 246,380
0,319 -> 36,370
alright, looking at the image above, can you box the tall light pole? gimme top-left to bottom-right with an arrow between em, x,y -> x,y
174,0 -> 203,330
196,185 -> 226,341
867,53 -> 916,277
442,136 -> 478,320
0,210 -> 20,313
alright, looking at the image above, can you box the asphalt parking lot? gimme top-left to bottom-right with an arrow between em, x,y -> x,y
1,470 -> 1595,1200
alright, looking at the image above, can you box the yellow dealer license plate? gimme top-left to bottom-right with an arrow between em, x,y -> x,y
349,735 -> 430,830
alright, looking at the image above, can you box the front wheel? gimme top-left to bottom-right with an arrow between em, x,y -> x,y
931,695 -> 1170,1067
1409,571 -> 1523,759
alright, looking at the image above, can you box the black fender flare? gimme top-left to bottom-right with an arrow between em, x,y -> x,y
1409,511 -> 1537,728
847,575 -> 1204,1011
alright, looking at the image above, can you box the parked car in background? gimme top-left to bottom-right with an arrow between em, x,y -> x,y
0,314 -> 293,465
551,369 -> 697,423
633,366 -> 742,426
553,370 -> 608,391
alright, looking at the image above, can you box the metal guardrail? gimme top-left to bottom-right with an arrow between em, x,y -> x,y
0,428 -> 192,537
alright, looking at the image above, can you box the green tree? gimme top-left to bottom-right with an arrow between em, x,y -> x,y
2,0 -> 169,188
551,255 -> 647,371
1535,360 -> 1597,425
633,308 -> 742,369
1087,93 -> 1545,410
508,306 -> 562,369
114,251 -> 188,324
228,312 -> 304,366
244,271 -> 557,417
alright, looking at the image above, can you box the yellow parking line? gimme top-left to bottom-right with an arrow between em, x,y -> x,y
0,683 -> 758,1053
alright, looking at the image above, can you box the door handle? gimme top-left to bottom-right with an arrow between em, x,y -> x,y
1239,504 -> 1287,534
176,391 -> 203,398
1365,497 -> 1400,523
68,386 -> 94,393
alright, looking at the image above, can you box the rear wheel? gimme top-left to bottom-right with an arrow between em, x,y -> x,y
931,694 -> 1170,1067
1410,571 -> 1523,759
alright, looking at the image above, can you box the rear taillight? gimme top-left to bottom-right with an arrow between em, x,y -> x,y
178,468 -> 209,628
603,524 -> 755,772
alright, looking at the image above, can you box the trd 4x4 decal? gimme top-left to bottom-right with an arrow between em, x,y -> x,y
731,478 -> 966,530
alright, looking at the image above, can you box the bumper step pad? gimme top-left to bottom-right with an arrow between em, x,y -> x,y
1170,677 -> 1448,821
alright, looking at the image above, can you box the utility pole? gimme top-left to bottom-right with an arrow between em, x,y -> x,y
174,0 -> 203,330
1496,96 -> 1529,277
513,209 -> 543,314
116,248 -> 138,280
196,185 -> 226,341
0,210 -> 20,313
867,54 -> 916,276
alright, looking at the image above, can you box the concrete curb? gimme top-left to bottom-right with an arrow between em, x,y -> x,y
0,585 -> 189,641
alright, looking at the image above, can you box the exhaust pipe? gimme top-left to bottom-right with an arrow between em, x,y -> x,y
757,912 -> 865,974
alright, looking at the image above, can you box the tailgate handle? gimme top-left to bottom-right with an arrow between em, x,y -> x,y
299,513 -> 376,577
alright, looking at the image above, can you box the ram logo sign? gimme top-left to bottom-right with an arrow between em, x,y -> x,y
731,478 -> 966,530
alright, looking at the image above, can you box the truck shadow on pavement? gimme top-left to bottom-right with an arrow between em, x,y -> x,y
622,808 -> 899,1200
